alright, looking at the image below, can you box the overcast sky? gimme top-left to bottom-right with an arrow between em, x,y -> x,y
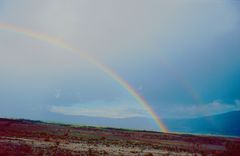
0,0 -> 239,121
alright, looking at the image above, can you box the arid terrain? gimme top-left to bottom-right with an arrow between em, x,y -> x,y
0,118 -> 239,156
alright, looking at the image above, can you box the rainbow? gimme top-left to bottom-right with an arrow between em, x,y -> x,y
0,22 -> 168,132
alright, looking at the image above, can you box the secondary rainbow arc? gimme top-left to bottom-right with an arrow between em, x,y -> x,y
0,22 -> 168,132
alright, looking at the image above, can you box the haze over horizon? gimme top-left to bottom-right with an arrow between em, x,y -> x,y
0,0 -> 240,131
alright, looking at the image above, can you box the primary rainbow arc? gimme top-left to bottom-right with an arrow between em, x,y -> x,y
0,22 -> 168,132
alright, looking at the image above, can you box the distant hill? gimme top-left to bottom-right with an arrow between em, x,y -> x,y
40,112 -> 159,131
164,111 -> 240,136
45,111 -> 240,136
3,110 -> 240,137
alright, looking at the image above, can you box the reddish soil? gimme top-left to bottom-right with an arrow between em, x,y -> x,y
0,118 -> 239,156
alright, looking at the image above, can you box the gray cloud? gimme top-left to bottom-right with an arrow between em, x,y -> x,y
49,98 -> 149,118
0,0 -> 239,122
160,100 -> 240,119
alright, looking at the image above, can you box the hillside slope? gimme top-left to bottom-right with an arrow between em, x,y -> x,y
165,111 -> 240,136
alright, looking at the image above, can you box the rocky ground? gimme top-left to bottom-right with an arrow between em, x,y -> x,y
0,118 -> 239,156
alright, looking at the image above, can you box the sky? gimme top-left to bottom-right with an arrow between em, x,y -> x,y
0,0 -> 239,128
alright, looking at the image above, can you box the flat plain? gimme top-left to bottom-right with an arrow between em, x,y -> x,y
0,118 -> 239,156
